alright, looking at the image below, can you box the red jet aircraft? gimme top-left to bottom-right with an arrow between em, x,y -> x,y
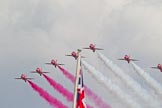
151,64 -> 162,72
66,51 -> 78,60
66,51 -> 85,60
30,68 -> 50,76
118,55 -> 138,63
83,44 -> 103,52
45,59 -> 64,68
15,74 -> 34,82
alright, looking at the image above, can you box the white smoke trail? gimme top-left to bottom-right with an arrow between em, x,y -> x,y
82,60 -> 142,108
97,52 -> 161,108
131,62 -> 162,96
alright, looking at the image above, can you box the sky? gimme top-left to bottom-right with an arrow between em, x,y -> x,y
0,0 -> 162,108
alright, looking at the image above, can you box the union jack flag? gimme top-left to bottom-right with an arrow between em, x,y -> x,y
76,67 -> 87,108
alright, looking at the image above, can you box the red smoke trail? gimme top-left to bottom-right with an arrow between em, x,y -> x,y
58,66 -> 111,108
27,80 -> 68,108
43,74 -> 93,108
58,66 -> 75,82
43,74 -> 73,102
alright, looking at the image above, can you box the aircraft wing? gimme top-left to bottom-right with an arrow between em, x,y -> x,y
15,78 -> 21,79
83,48 -> 90,49
96,48 -> 104,50
81,56 -> 86,58
27,78 -> 34,80
30,71 -> 37,73
58,64 -> 65,65
45,63 -> 52,65
118,58 -> 125,60
151,67 -> 158,69
130,59 -> 139,61
66,55 -> 72,56
43,72 -> 50,73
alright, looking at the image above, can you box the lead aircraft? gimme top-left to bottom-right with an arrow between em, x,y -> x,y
83,44 -> 103,52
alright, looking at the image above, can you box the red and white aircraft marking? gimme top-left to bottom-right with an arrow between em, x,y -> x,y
45,59 -> 64,68
83,44 -> 103,52
15,74 -> 34,82
30,68 -> 50,76
151,64 -> 162,72
118,55 -> 138,63
66,51 -> 78,60
66,51 -> 85,60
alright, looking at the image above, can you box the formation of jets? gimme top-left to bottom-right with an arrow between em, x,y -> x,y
117,55 -> 162,72
15,43 -> 162,82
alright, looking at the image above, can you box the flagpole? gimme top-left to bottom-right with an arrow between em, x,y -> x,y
72,49 -> 81,108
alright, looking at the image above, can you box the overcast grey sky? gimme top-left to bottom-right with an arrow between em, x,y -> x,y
0,0 -> 162,108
